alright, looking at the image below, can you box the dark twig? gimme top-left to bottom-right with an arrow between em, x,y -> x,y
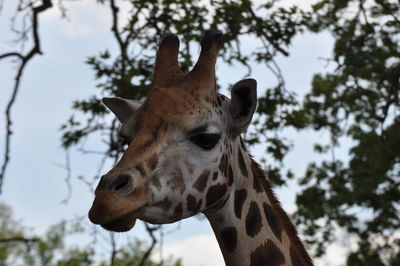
0,236 -> 40,252
247,6 -> 289,56
259,38 -> 286,90
109,0 -> 128,68
0,52 -> 24,60
109,232 -> 118,266
0,0 -> 53,195
138,223 -> 161,266
0,237 -> 39,244
77,175 -> 95,192
52,149 -> 72,203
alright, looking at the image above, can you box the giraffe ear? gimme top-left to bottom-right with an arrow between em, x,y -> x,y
102,97 -> 142,122
228,79 -> 257,134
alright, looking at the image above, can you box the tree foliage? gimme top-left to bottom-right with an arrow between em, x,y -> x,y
0,203 -> 180,266
294,1 -> 400,264
2,0 -> 399,265
60,0 -> 305,186
60,0 -> 400,264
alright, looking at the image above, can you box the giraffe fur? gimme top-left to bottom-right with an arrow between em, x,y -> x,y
88,31 -> 313,266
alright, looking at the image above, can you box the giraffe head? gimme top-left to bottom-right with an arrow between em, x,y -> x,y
88,31 -> 257,232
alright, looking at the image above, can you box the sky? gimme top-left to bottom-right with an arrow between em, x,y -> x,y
0,1 -> 349,265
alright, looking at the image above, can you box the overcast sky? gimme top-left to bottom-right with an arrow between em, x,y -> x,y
0,1 -> 349,265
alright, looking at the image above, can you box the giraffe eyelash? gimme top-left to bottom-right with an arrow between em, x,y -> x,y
117,132 -> 130,147
120,138 -> 129,147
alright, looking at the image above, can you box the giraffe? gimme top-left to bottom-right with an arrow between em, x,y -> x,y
88,31 -> 313,266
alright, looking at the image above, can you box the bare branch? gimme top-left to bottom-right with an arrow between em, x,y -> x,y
0,0 -> 53,195
138,223 -> 161,266
0,236 -> 40,252
0,236 -> 39,244
0,52 -> 24,60
109,0 -> 127,65
52,149 -> 72,203
109,232 -> 118,266
247,6 -> 289,56
259,37 -> 286,90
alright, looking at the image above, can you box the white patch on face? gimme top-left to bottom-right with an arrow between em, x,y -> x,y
141,112 -> 229,223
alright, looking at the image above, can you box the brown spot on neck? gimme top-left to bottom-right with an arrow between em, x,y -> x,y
212,171 -> 218,180
205,183 -> 228,208
249,158 -> 314,265
220,226 -> 237,253
251,160 -> 264,193
263,202 -> 282,242
239,137 -> 247,151
174,203 -> 183,217
214,193 -> 230,209
233,189 -> 247,219
238,148 -> 248,177
245,201 -> 262,237
186,194 -> 202,213
290,246 -> 304,266
227,164 -> 234,186
250,240 -> 285,266
219,153 -> 228,176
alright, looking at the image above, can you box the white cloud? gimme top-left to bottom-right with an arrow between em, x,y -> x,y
153,234 -> 224,266
316,243 -> 349,266
42,0 -> 110,37
250,0 -> 320,11
274,0 -> 320,11
155,232 -> 352,266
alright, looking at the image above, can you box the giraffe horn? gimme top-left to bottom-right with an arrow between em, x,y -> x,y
189,31 -> 223,91
152,33 -> 181,88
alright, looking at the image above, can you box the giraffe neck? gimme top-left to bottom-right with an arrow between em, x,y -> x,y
204,139 -> 313,266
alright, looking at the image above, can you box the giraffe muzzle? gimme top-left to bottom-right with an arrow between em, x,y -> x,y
88,173 -> 151,232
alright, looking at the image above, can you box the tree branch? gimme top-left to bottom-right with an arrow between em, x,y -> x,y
0,0 -> 53,195
0,236 -> 39,243
109,0 -> 128,68
109,232 -> 118,266
247,6 -> 289,56
0,236 -> 40,252
0,52 -> 24,60
52,149 -> 72,203
138,223 -> 161,266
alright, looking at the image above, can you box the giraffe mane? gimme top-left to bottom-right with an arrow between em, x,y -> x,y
250,157 -> 314,265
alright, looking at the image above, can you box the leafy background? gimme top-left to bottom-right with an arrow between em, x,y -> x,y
0,0 -> 399,265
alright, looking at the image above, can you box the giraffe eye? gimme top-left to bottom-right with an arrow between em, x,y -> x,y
190,133 -> 221,150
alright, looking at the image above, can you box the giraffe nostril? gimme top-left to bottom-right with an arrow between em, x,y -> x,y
111,174 -> 131,192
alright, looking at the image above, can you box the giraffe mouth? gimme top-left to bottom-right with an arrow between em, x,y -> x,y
101,208 -> 143,232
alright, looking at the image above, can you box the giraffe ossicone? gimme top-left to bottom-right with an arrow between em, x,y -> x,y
88,31 -> 313,266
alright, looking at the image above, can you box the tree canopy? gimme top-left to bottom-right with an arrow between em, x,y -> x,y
1,0 -> 399,265
295,1 -> 400,264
